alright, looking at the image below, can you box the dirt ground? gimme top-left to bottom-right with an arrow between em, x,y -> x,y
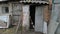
0,26 -> 16,34
0,26 -> 43,34
17,31 -> 43,34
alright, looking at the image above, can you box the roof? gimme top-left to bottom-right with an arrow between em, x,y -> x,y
20,1 -> 49,4
0,0 -> 49,4
0,0 -> 7,1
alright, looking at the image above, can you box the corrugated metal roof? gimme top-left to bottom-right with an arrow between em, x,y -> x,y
0,0 -> 7,1
20,1 -> 49,4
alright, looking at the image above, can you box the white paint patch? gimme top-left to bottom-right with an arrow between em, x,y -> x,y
43,21 -> 47,34
0,14 -> 10,28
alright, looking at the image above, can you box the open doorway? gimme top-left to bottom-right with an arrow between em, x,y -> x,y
29,5 -> 36,29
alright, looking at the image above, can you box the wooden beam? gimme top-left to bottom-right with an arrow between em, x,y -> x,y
49,0 -> 52,10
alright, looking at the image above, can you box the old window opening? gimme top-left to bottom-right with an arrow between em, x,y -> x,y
2,7 -> 9,13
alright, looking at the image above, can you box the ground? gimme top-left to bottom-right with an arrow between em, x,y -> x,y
0,25 -> 43,34
0,26 -> 16,34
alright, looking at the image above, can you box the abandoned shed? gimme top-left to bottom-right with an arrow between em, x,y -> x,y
0,0 -> 50,34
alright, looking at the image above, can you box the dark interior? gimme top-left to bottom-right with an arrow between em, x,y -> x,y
5,7 -> 9,13
29,5 -> 36,29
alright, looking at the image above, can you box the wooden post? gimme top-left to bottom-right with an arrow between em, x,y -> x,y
49,0 -> 52,11
44,5 -> 50,24
48,4 -> 59,34
15,3 -> 23,34
43,5 -> 49,34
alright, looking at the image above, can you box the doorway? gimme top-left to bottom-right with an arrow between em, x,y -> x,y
29,5 -> 36,29
29,5 -> 44,32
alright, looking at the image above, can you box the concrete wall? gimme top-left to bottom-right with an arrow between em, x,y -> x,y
54,4 -> 60,34
22,5 -> 30,30
12,4 -> 22,23
48,4 -> 60,34
54,0 -> 60,3
0,3 -> 22,25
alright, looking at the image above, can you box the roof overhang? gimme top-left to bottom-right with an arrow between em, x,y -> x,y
0,0 -> 7,1
0,0 -> 20,1
20,1 -> 49,4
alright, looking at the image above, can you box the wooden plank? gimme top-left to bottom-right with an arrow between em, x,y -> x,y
43,5 -> 49,34
43,5 -> 50,24
35,6 -> 44,32
49,0 -> 52,10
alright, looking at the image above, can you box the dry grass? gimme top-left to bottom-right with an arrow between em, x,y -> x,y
0,26 -> 19,34
0,26 -> 43,34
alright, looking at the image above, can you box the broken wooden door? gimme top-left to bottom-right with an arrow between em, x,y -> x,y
35,6 -> 44,33
22,5 -> 44,34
